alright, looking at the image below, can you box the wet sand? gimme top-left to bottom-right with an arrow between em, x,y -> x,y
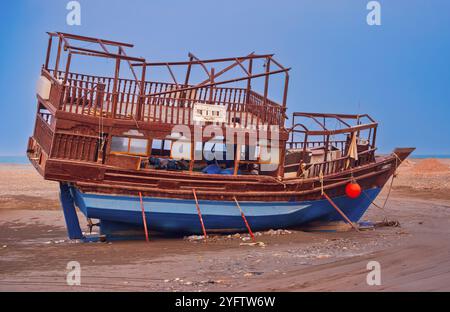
0,159 -> 449,291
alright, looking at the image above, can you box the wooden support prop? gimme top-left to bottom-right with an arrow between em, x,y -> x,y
139,192 -> 150,242
233,196 -> 255,241
322,191 -> 360,232
192,189 -> 207,241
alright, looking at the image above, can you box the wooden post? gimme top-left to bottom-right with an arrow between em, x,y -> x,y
184,59 -> 193,84
137,64 -> 146,120
246,59 -> 253,104
282,74 -> 289,108
54,36 -> 62,77
277,140 -> 286,178
111,56 -> 121,118
59,52 -> 72,110
189,137 -> 195,172
290,114 -> 295,148
63,53 -> 72,85
208,68 -> 215,104
323,134 -> 330,163
44,36 -> 53,70
181,56 -> 194,107
263,58 -> 271,106
233,143 -> 241,176
372,127 -> 377,149
281,74 -> 289,128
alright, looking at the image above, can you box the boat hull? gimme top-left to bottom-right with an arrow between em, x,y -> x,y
69,186 -> 381,238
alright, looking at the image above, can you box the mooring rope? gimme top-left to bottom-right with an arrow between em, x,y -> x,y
362,152 -> 400,221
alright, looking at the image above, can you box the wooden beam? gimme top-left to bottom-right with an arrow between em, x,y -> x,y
323,192 -> 360,232
48,32 -> 134,48
132,54 -> 274,67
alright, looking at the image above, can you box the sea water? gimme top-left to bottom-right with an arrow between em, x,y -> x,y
0,156 -> 29,164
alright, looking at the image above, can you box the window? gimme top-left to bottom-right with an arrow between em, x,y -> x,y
110,136 -> 148,156
129,138 -> 148,154
151,139 -> 172,157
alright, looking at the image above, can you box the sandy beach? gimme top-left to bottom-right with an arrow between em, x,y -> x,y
0,159 -> 449,291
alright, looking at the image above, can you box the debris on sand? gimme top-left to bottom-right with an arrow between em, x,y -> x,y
184,235 -> 205,241
263,229 -> 292,235
240,242 -> 266,248
184,229 -> 293,242
374,219 -> 400,228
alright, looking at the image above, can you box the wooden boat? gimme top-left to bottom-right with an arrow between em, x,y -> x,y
27,32 -> 414,240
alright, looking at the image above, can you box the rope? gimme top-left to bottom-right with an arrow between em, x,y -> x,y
362,152 -> 400,221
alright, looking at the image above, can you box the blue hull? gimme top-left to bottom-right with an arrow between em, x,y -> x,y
68,186 -> 381,238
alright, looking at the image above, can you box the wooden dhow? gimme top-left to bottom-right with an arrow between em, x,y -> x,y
27,32 -> 414,240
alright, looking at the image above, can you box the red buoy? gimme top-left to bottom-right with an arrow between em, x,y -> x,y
345,182 -> 361,199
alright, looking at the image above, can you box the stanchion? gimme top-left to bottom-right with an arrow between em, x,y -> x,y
192,189 -> 208,241
322,191 -> 360,232
139,192 -> 150,242
233,196 -> 255,241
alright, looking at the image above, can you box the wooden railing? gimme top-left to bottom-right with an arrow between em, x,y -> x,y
284,148 -> 376,179
33,114 -> 53,154
288,140 -> 347,153
50,132 -> 99,162
47,70 -> 284,127
305,149 -> 376,178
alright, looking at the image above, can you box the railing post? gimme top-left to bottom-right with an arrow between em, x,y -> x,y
111,56 -> 121,118
208,68 -> 215,104
323,134 -> 330,163
59,52 -> 72,110
180,56 -> 194,108
372,127 -> 377,149
137,64 -> 146,121
263,57 -> 271,108
246,58 -> 253,105
95,83 -> 105,111
281,73 -> 289,127
54,35 -> 62,78
44,35 -> 53,70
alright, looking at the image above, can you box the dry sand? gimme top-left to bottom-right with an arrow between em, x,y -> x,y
0,159 -> 449,291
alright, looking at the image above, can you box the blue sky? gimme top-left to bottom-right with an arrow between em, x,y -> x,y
0,0 -> 449,155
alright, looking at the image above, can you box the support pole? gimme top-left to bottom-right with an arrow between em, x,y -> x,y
139,192 -> 150,242
233,196 -> 255,241
322,191 -> 360,232
59,183 -> 83,239
192,189 -> 207,241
